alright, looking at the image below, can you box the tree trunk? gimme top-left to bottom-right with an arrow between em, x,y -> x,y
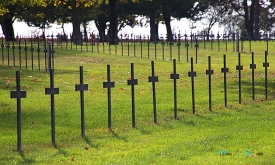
254,0 -> 260,40
95,14 -> 108,42
155,21 -> 159,41
109,0 -> 118,45
72,0 -> 82,44
83,23 -> 88,42
249,0 -> 255,39
243,0 -> 250,39
0,14 -> 15,41
149,12 -> 157,42
162,10 -> 172,42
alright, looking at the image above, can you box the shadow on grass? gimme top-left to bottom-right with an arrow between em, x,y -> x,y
84,136 -> 99,149
18,152 -> 36,164
110,130 -> 128,142
53,146 -> 68,156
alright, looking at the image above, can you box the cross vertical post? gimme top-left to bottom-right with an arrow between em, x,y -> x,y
225,36 -> 228,52
161,38 -> 165,61
37,41 -> 41,71
185,39 -> 189,62
263,51 -> 269,100
140,35 -> 143,58
203,31 -> 206,50
188,58 -> 197,114
24,40 -> 28,69
10,71 -> 26,153
44,40 -> 47,71
177,34 -> 181,62
217,32 -> 220,52
102,35 -> 105,54
266,33 -> 268,54
127,63 -> 138,127
75,66 -> 88,138
170,59 -> 179,119
51,42 -> 55,70
148,61 -> 158,123
121,35 -> 123,56
221,55 -> 229,107
47,42 -> 51,73
154,38 -> 157,60
12,40 -> 16,67
18,40 -> 22,69
147,37 -> 150,59
45,69 -> 59,146
115,37 -> 117,55
7,41 -> 10,66
236,52 -> 243,104
1,37 -> 4,65
103,65 -> 115,130
169,40 -> 173,61
30,39 -> 34,70
127,35 -> 130,56
195,38 -> 199,64
250,52 -> 256,101
133,35 -> 136,57
206,56 -> 214,112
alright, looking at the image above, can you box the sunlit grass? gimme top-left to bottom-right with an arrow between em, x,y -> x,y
1,41 -> 275,164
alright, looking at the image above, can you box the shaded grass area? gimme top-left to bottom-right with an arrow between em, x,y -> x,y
1,42 -> 275,164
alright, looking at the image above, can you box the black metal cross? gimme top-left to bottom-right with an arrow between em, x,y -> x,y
127,63 -> 138,127
6,42 -> 10,66
75,66 -> 88,137
1,37 -> 4,65
18,41 -> 22,68
37,42 -> 41,71
188,57 -> 196,114
217,32 -> 221,52
24,40 -> 28,69
206,56 -> 214,112
221,55 -> 229,107
185,41 -> 189,62
250,52 -> 256,101
170,59 -> 179,119
263,51 -> 269,100
148,61 -> 158,123
45,69 -> 59,147
195,38 -> 199,64
30,40 -> 34,70
103,65 -> 115,130
10,71 -> 26,153
236,53 -> 243,104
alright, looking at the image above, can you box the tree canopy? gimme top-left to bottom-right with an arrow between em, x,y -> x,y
1,0 -> 275,42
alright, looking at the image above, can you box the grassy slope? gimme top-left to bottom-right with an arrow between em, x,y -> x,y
0,41 -> 275,164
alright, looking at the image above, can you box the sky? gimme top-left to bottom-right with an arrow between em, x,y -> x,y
0,17 -> 223,38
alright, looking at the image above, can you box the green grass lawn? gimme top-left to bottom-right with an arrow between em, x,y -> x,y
1,41 -> 275,164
